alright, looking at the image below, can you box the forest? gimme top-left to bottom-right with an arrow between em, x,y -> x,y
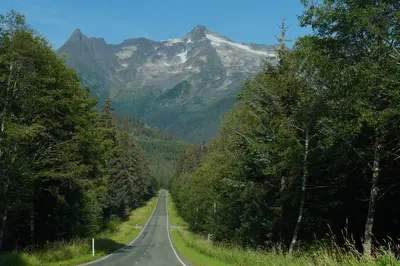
2,0 -> 400,264
0,11 -> 159,252
170,0 -> 400,259
116,116 -> 189,187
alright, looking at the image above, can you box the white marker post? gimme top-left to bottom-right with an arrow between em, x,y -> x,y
92,238 -> 95,256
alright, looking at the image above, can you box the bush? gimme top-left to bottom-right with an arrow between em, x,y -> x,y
104,215 -> 121,233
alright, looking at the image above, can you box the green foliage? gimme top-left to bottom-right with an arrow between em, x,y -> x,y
168,196 -> 394,266
171,227 -> 390,266
99,94 -> 155,221
116,115 -> 189,187
104,216 -> 121,234
171,0 -> 400,260
0,197 -> 158,266
0,9 -> 156,253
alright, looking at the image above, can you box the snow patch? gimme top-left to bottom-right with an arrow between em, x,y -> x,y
116,50 -> 133,59
199,56 -> 207,62
168,38 -> 182,43
116,46 -> 137,59
120,63 -> 128,68
187,38 -> 193,43
163,62 -> 171,66
122,45 -> 137,50
187,65 -> 201,73
163,38 -> 182,46
177,50 -> 188,63
206,34 -> 274,56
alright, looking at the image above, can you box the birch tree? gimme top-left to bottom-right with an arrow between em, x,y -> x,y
299,0 -> 400,256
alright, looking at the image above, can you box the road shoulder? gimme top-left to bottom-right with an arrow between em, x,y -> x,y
166,191 -> 231,266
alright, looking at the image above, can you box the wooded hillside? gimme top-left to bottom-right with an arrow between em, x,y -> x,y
0,11 -> 158,251
170,0 -> 400,257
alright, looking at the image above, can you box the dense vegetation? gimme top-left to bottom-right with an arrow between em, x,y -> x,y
116,116 -> 189,187
170,0 -> 400,259
0,11 -> 157,252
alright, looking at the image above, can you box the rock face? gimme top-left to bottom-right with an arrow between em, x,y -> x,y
57,25 -> 278,141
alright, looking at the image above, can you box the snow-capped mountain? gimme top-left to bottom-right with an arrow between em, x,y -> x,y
57,25 -> 278,141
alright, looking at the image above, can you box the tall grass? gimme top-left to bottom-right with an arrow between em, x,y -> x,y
167,192 -> 400,266
173,228 -> 400,266
0,195 -> 158,266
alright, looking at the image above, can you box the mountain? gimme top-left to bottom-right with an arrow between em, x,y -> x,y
57,25 -> 278,141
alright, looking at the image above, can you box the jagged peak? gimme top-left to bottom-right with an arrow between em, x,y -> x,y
68,28 -> 87,42
191,24 -> 208,32
189,24 -> 212,35
185,24 -> 214,41
72,28 -> 82,36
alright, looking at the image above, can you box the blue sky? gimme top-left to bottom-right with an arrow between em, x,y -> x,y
1,0 -> 311,49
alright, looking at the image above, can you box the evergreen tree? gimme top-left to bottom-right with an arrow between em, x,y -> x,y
171,0 -> 400,256
0,10 -> 156,251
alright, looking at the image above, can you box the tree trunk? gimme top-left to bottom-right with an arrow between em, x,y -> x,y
30,204 -> 35,245
0,201 -> 9,250
363,134 -> 380,257
0,61 -> 17,251
289,129 -> 309,254
279,175 -> 286,243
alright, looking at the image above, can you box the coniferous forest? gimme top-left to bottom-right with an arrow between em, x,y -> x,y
3,0 -> 400,264
170,0 -> 400,258
0,11 -> 158,252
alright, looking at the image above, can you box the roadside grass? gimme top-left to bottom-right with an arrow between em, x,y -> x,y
167,192 -> 400,266
0,195 -> 159,266
166,193 -> 188,227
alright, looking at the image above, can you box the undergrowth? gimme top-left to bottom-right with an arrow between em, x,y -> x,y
0,195 -> 158,266
166,192 -> 400,266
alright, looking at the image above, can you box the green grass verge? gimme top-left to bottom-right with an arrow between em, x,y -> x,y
166,191 -> 228,266
166,192 -> 400,266
166,194 -> 188,227
0,195 -> 159,266
171,230 -> 231,266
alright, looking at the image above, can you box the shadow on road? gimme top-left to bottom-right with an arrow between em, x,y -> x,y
94,238 -> 126,254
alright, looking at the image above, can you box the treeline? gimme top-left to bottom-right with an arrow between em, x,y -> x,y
117,116 -> 176,141
117,115 -> 189,187
0,11 -> 156,251
170,0 -> 400,257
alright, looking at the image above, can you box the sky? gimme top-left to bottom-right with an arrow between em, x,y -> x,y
0,0 -> 311,50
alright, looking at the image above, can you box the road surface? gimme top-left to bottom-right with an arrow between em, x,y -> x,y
80,190 -> 192,266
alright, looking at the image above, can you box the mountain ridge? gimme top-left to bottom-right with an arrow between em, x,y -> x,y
57,25 -> 278,141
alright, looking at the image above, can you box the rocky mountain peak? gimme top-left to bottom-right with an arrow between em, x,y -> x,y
57,25 -> 278,141
191,24 -> 208,33
68,28 -> 87,42
185,24 -> 212,41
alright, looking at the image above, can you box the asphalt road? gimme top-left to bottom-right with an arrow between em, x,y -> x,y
80,190 -> 192,266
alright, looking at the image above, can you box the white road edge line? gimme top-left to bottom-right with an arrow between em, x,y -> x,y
165,191 -> 187,266
77,193 -> 161,266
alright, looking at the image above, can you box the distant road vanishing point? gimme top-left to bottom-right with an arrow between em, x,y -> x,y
79,190 -> 192,266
